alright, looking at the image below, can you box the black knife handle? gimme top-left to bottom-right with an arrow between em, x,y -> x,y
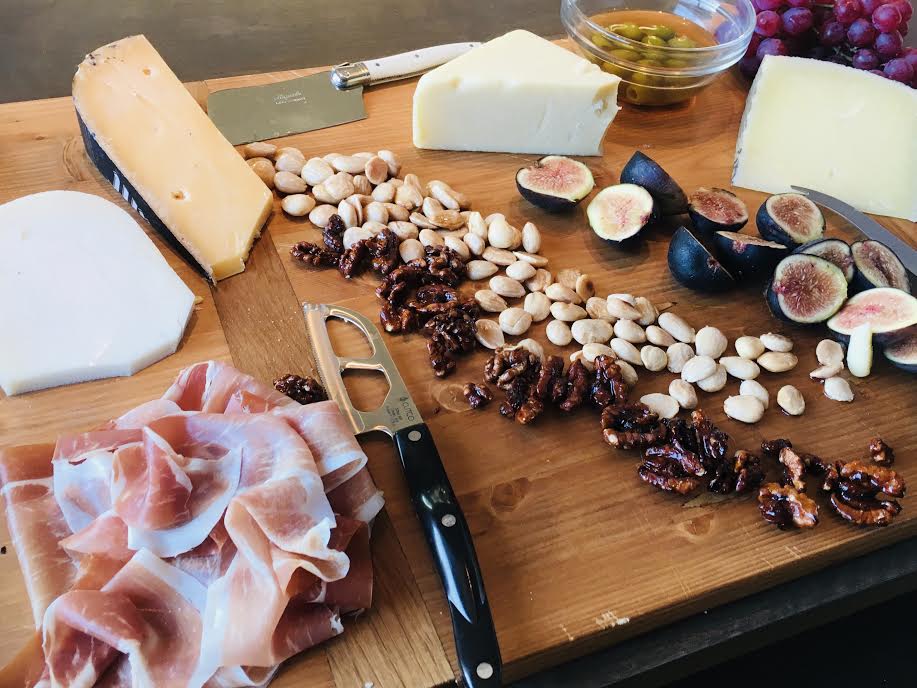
394,423 -> 502,687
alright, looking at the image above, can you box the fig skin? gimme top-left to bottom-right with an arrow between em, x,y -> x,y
587,184 -> 655,243
714,231 -> 788,280
793,238 -> 854,283
620,151 -> 687,216
849,239 -> 911,294
826,287 -> 917,345
766,254 -> 847,324
756,193 -> 825,247
516,155 -> 595,212
687,188 -> 749,235
884,332 -> 917,374
668,226 -> 736,293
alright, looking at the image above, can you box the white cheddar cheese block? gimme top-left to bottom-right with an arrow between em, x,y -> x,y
0,191 -> 195,396
413,30 -> 621,156
72,35 -> 273,281
733,55 -> 917,222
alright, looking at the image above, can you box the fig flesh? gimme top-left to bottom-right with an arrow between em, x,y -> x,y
587,184 -> 654,242
826,287 -> 917,344
687,187 -> 749,235
620,151 -> 687,216
668,226 -> 736,292
850,240 -> 911,294
756,193 -> 825,247
714,231 -> 788,280
516,155 -> 595,211
766,254 -> 847,324
884,332 -> 917,374
793,238 -> 854,283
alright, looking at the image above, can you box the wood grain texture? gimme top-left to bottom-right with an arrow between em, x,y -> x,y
1,48 -> 915,688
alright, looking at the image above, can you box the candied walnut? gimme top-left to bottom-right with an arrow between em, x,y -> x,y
484,347 -> 547,424
591,355 -> 629,408
376,264 -> 427,305
368,228 -> 400,275
424,246 -> 466,286
758,483 -> 818,529
339,239 -> 371,278
534,356 -> 565,402
602,403 -> 668,450
690,410 -> 729,475
761,438 -> 793,458
423,306 -> 478,356
291,241 -> 339,267
274,374 -> 327,405
709,450 -> 764,494
515,397 -> 545,425
428,337 -> 457,377
463,383 -> 493,409
779,447 -> 807,492
645,442 -> 705,478
638,464 -> 701,494
829,491 -> 902,527
869,437 -> 894,466
414,284 -> 458,304
379,302 -> 418,333
840,461 -> 906,498
322,214 -> 346,253
556,359 -> 589,412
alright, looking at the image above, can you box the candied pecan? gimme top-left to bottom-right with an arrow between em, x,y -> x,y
556,359 -> 590,412
591,355 -> 629,408
779,447 -> 807,492
709,450 -> 764,494
338,239 -> 371,278
290,241 -> 339,267
463,383 -> 493,409
273,374 -> 327,405
761,438 -> 793,458
869,437 -> 894,466
322,214 -> 346,254
758,483 -> 818,529
368,228 -> 400,275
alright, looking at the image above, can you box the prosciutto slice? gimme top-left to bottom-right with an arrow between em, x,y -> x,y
0,361 -> 382,688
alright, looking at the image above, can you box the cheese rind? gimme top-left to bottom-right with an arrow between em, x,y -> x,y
733,55 -> 917,222
72,35 -> 273,281
0,191 -> 194,395
413,30 -> 621,156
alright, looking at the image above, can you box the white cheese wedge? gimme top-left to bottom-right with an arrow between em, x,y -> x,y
733,55 -> 917,222
0,191 -> 195,396
413,30 -> 621,156
72,35 -> 273,281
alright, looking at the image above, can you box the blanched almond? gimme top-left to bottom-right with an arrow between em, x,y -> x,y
777,385 -> 805,415
824,377 -> 854,402
640,393 -> 679,420
489,275 -> 526,298
475,319 -> 505,349
758,352 -> 798,373
499,308 -> 532,336
550,302 -> 587,322
523,292 -> 552,322
546,320 -> 573,346
735,335 -> 765,360
545,283 -> 582,304
645,325 -> 675,347
506,261 -> 537,281
695,326 -> 728,359
640,345 -> 667,371
724,395 -> 765,423
606,296 -> 641,320
740,379 -> 769,408
669,379 -> 697,410
657,312 -> 695,343
571,319 -> 614,345
681,355 -> 717,383
760,332 -> 794,352
466,260 -> 498,281
719,356 -> 760,380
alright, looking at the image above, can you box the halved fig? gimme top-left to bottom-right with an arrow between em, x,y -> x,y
793,238 -> 854,283
714,231 -> 788,280
850,240 -> 911,294
668,226 -> 736,292
587,184 -> 654,242
884,332 -> 917,373
620,151 -> 687,216
687,188 -> 749,235
827,287 -> 917,344
516,155 -> 595,211
766,254 -> 847,324
756,193 -> 825,247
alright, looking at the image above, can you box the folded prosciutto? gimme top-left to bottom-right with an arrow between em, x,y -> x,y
0,361 -> 384,688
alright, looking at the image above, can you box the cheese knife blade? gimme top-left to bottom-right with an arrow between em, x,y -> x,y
791,185 -> 917,276
302,302 -> 502,688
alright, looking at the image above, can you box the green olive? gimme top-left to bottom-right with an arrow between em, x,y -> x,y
667,35 -> 698,49
624,84 -> 656,105
609,48 -> 643,62
591,32 -> 613,48
601,61 -> 632,80
610,23 -> 645,40
663,58 -> 690,68
642,35 -> 668,47
637,58 -> 663,68
640,24 -> 676,40
631,71 -> 662,87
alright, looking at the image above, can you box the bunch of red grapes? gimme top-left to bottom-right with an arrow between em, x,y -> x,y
740,0 -> 916,86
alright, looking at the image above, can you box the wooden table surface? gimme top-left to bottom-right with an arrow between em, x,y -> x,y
1,50 -> 915,688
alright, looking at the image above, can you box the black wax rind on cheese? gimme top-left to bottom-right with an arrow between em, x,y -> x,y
76,111 -> 209,281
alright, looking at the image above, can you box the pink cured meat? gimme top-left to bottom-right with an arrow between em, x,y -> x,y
163,361 -> 294,414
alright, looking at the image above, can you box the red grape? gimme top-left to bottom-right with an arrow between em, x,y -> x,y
852,47 -> 881,68
847,17 -> 878,45
872,4 -> 903,31
782,7 -> 815,34
757,0 -> 785,10
745,33 -> 763,57
739,55 -> 762,78
834,0 -> 864,23
889,0 -> 913,22
756,37 -> 789,59
820,19 -> 847,44
904,51 -> 917,74
756,10 -> 783,36
787,0 -> 813,7
860,0 -> 888,13
883,57 -> 914,82
874,30 -> 904,59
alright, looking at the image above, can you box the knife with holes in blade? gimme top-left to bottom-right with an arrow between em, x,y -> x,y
791,185 -> 917,276
302,302 -> 501,688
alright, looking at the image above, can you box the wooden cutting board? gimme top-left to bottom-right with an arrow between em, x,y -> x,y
1,50 -> 915,688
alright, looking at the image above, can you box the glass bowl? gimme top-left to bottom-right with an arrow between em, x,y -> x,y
562,0 -> 756,106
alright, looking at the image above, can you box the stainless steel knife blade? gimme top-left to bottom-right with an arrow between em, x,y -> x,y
791,185 -> 917,276
302,302 -> 421,436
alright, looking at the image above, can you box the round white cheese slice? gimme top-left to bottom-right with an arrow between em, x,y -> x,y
0,190 -> 195,395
